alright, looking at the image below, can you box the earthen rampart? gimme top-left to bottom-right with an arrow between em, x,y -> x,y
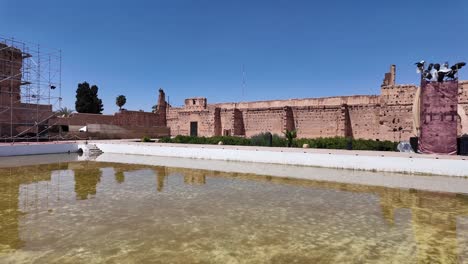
53,89 -> 170,139
167,66 -> 468,142
212,95 -> 381,110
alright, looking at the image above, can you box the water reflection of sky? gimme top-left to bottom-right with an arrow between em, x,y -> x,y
0,161 -> 467,263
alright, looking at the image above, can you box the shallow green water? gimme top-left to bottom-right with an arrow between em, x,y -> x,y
0,160 -> 468,263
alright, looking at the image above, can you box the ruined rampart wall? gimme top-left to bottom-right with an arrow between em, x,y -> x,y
54,89 -> 170,139
293,106 -> 343,138
459,81 -> 468,103
0,103 -> 53,137
167,79 -> 468,142
113,110 -> 166,127
378,84 -> 418,141
166,108 -> 181,135
219,109 -> 234,136
458,81 -> 468,135
212,95 -> 380,110
347,105 -> 381,140
168,109 -> 216,136
56,110 -> 167,132
241,108 -> 283,137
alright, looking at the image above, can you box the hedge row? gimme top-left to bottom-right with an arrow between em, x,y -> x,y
158,133 -> 397,151
158,135 -> 250,145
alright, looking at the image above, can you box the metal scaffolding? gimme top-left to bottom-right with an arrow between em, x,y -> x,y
0,36 -> 62,141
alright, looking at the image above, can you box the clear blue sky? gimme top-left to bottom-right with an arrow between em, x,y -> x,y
2,0 -> 467,114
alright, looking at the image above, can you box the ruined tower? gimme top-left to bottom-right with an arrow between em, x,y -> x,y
418,80 -> 459,154
156,88 -> 167,126
0,43 -> 23,108
381,65 -> 396,87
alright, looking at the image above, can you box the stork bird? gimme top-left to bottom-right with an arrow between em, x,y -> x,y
422,63 -> 434,81
437,62 -> 451,82
446,62 -> 466,80
453,62 -> 466,69
415,60 -> 425,73
440,62 -> 450,73
423,71 -> 432,81
427,63 -> 434,71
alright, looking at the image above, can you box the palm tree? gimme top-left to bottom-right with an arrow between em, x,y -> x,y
116,95 -> 126,110
55,107 -> 74,117
283,129 -> 297,147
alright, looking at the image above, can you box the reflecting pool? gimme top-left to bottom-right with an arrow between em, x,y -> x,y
1,159 -> 468,263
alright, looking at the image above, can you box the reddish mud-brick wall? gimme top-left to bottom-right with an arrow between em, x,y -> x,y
419,81 -> 458,155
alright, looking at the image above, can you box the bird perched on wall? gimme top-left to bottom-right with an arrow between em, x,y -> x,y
446,62 -> 466,80
427,63 -> 434,71
454,62 -> 466,68
422,63 -> 434,80
416,61 -> 465,82
436,62 -> 451,82
415,60 -> 425,73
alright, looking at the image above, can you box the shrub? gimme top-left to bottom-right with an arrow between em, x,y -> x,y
141,136 -> 152,142
283,129 -> 297,147
295,137 -> 397,151
158,136 -> 172,143
158,134 -> 397,152
159,135 -> 250,145
250,132 -> 288,147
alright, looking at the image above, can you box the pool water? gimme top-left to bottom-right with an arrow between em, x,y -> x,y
1,160 -> 468,263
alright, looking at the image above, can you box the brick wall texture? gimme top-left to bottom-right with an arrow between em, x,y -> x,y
167,75 -> 468,142
419,81 -> 458,154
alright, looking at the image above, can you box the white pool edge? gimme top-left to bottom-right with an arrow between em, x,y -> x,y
94,142 -> 468,177
0,143 -> 81,157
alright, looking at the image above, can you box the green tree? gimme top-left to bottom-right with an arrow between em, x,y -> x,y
283,129 -> 297,147
115,95 -> 126,110
152,104 -> 158,113
55,107 -> 74,117
75,82 -> 104,114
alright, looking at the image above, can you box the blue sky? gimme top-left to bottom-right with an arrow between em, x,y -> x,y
1,0 -> 467,113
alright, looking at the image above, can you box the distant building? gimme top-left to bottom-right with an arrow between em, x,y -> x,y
52,89 -> 169,139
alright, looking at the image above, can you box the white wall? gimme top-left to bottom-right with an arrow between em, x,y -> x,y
95,142 -> 468,177
0,143 -> 81,157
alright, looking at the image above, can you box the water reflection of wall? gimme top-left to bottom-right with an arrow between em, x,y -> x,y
202,171 -> 468,263
115,171 -> 125,184
0,164 -> 67,250
70,163 -> 102,200
155,167 -> 167,192
183,171 -> 206,185
379,190 -> 466,263
68,162 -> 165,199
1,161 -> 468,262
